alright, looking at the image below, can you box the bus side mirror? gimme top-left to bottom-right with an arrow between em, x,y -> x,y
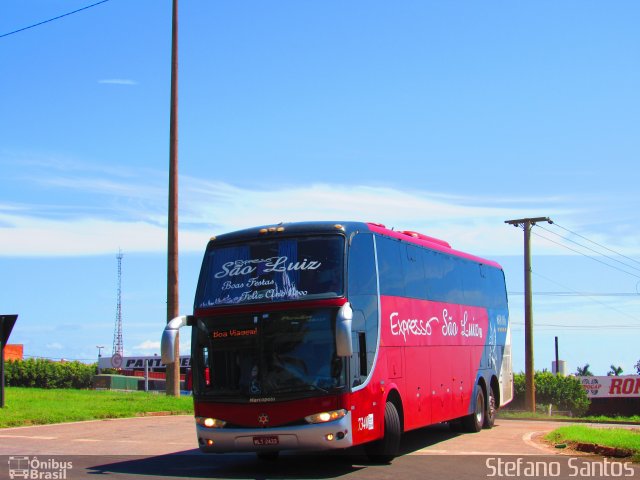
161,315 -> 191,364
335,303 -> 353,357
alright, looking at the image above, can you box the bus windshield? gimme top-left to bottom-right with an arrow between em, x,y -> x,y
193,308 -> 346,399
195,236 -> 344,308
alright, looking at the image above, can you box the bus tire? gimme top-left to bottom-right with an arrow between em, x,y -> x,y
365,401 -> 402,463
462,386 -> 485,433
483,385 -> 497,429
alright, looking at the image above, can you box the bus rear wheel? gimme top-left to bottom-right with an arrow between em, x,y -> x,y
365,401 -> 401,464
483,386 -> 497,429
462,386 -> 485,433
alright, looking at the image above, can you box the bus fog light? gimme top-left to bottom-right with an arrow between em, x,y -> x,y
206,439 -> 214,446
325,434 -> 335,441
337,431 -> 345,440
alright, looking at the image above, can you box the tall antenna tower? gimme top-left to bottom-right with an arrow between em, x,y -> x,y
112,249 -> 124,358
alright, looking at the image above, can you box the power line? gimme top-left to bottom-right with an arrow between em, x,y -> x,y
531,270 -> 640,325
508,292 -> 640,297
532,230 -> 640,280
510,322 -> 640,330
553,221 -> 640,268
0,0 -> 111,39
537,223 -> 640,275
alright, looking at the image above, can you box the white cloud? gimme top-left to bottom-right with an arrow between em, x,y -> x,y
133,340 -> 160,351
98,79 -> 138,86
0,180 -> 552,256
46,342 -> 64,350
0,214 -> 170,256
128,339 -> 191,357
1,163 -> 636,258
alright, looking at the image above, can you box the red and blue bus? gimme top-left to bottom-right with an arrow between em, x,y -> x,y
161,221 -> 513,461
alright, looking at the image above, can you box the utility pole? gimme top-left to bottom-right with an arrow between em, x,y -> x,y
555,336 -> 559,375
505,216 -> 552,413
166,0 -> 180,397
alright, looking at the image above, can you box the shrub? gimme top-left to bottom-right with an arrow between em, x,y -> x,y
5,358 -> 96,389
512,371 -> 590,417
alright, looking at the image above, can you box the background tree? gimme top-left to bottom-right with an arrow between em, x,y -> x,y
6,359 -> 95,388
575,364 -> 593,376
607,365 -> 623,376
513,372 -> 590,416
635,359 -> 640,375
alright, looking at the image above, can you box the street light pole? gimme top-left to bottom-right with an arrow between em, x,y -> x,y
505,216 -> 552,413
96,345 -> 104,374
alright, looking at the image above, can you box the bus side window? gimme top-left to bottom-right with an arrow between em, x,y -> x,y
423,249 -> 444,301
357,332 -> 367,377
487,267 -> 508,309
376,237 -> 405,297
403,244 -> 425,299
348,234 -> 379,385
461,260 -> 483,306
348,233 -> 377,295
350,331 -> 367,386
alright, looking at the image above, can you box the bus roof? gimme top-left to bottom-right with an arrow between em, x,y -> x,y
207,221 -> 503,270
365,222 -> 503,270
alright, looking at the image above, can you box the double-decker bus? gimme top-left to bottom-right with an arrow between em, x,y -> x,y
161,221 -> 512,462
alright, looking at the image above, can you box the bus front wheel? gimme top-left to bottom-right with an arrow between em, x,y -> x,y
365,401 -> 401,463
462,386 -> 485,433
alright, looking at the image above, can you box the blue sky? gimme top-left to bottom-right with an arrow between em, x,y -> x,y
1,1 -> 639,376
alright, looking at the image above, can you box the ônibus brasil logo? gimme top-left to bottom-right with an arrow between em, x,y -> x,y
8,456 -> 73,479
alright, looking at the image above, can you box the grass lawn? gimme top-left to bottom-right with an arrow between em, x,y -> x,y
545,425 -> 640,460
0,387 -> 194,428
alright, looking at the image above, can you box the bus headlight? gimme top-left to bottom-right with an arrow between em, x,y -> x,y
196,416 -> 226,428
304,409 -> 347,424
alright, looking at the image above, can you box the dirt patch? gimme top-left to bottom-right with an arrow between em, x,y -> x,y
537,434 -> 634,459
572,442 -> 633,458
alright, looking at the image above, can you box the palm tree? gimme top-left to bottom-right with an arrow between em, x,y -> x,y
575,364 -> 593,376
608,365 -> 623,376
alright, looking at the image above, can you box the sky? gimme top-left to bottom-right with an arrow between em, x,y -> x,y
1,1 -> 639,377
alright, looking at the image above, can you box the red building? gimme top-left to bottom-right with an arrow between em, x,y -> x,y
5,344 -> 23,361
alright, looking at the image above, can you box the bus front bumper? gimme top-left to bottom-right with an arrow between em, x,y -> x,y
196,412 -> 353,453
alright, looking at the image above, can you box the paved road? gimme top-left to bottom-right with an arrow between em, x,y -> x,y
0,416 -> 552,456
0,417 -> 636,479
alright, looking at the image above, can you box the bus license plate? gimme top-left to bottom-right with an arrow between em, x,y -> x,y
253,435 -> 279,446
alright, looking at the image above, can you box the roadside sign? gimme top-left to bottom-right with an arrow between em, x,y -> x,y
98,355 -> 191,370
1,314 -> 19,408
111,353 -> 123,369
1,315 -> 17,347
